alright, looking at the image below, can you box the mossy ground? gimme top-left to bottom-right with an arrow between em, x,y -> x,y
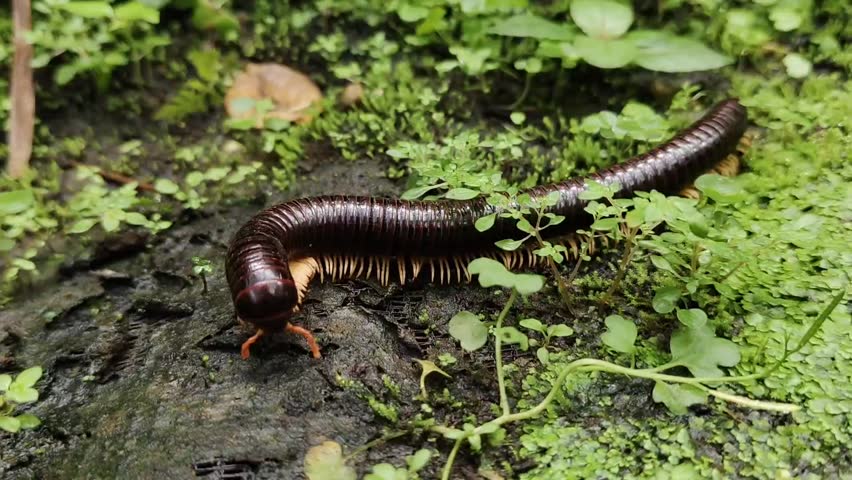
0,2 -> 850,479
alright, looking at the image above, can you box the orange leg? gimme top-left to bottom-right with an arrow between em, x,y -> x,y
241,329 -> 264,360
286,323 -> 322,359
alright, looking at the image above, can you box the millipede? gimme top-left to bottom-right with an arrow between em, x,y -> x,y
225,99 -> 749,359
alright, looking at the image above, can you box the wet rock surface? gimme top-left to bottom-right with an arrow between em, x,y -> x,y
0,156 -> 455,479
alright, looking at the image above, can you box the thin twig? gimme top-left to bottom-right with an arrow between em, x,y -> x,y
9,0 -> 34,179
67,160 -> 156,192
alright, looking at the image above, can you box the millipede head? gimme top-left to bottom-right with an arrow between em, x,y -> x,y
233,278 -> 299,330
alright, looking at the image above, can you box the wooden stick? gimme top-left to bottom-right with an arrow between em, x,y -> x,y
8,0 -> 34,179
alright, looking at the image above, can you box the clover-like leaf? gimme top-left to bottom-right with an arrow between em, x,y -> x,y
694,174 -> 746,204
16,414 -> 41,430
5,384 -> 38,404
0,374 -> 11,391
652,286 -> 682,314
497,327 -> 529,351
547,324 -> 574,338
0,415 -> 21,433
652,382 -> 708,415
304,441 -> 357,480
670,322 -> 741,377
570,0 -> 633,39
468,258 -> 544,294
676,308 -> 708,329
600,315 -> 637,354
448,311 -> 488,352
519,318 -> 545,334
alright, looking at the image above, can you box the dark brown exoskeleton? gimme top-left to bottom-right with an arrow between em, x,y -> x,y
225,99 -> 749,359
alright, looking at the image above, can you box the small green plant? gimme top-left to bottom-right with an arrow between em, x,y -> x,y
519,318 -> 574,365
434,260 -> 843,480
155,49 -> 225,123
28,0 -> 169,89
364,448 -> 433,480
191,256 -> 213,293
0,366 -> 44,433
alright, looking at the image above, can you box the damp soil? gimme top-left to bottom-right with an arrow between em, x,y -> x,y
0,68 -> 675,480
0,117 -> 548,479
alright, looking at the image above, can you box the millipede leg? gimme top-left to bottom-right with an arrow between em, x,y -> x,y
241,329 -> 265,360
286,323 -> 321,359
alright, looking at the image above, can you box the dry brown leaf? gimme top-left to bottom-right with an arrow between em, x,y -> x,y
339,82 -> 364,107
225,63 -> 322,127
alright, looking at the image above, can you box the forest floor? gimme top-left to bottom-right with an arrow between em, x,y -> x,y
0,2 -> 850,480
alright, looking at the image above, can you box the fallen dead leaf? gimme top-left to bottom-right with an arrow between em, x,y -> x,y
225,62 -> 322,127
339,82 -> 364,107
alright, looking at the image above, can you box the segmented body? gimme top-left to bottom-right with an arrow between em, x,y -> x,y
225,99 -> 748,342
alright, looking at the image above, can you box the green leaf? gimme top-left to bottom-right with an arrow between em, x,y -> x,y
519,318 -> 545,334
498,327 -> 529,351
652,382 -> 708,415
488,13 -> 573,41
154,178 -> 180,195
304,441 -> 357,480
13,366 -> 42,388
365,463 -> 406,480
124,212 -> 149,226
0,190 -> 35,215
115,2 -> 160,23
600,315 -> 636,354
495,238 -> 526,251
570,0 -> 633,39
510,112 -> 526,124
12,259 -> 36,271
468,258 -> 544,294
445,188 -> 480,200
547,324 -> 574,338
631,32 -> 732,73
101,209 -> 125,232
68,219 -> 98,234
769,6 -> 802,32
55,64 -> 79,85
16,413 -> 41,429
406,449 -> 432,473
401,183 -> 443,200
591,218 -> 619,231
62,1 -> 114,18
574,35 -> 637,69
652,286 -> 682,314
0,374 -> 11,391
397,4 -> 429,22
475,213 -> 496,232
414,359 -> 451,399
670,322 -> 740,377
0,416 -> 20,433
783,53 -> 812,78
6,385 -> 39,403
536,346 -> 550,365
694,174 -> 745,204
0,237 -> 14,252
650,256 -> 675,274
676,309 -> 707,329
448,311 -> 488,352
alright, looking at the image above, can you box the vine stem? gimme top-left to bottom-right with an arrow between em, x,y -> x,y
602,226 -> 639,304
440,438 -> 464,480
494,290 -> 517,417
434,357 -> 798,478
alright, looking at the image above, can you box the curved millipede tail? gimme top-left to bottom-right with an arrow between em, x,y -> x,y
225,99 -> 748,358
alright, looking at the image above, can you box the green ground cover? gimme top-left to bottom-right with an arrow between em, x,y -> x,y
0,1 -> 849,478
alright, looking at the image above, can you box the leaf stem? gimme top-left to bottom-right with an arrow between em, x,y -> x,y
495,290 -> 517,417
440,438 -> 464,480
